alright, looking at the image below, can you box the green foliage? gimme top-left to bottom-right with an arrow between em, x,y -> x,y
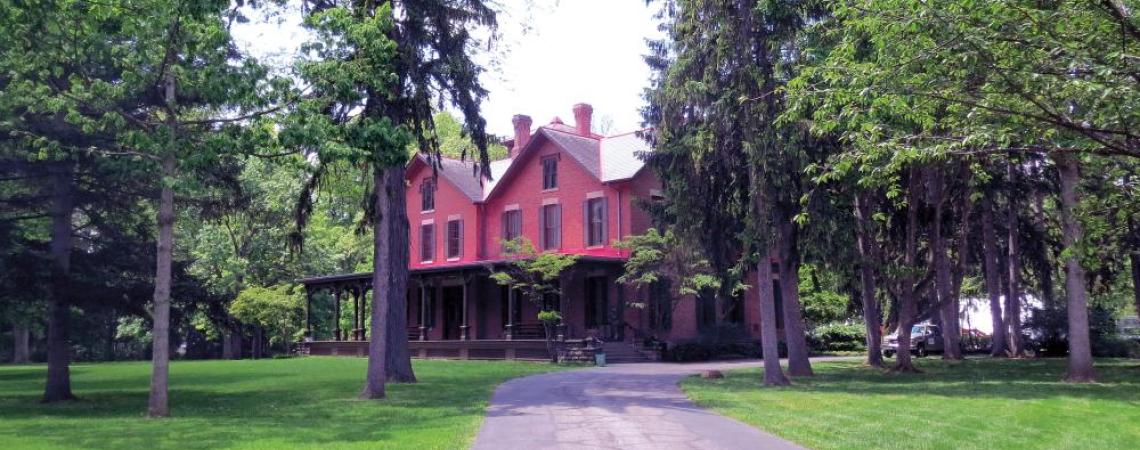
615,228 -> 723,307
490,238 -> 578,309
796,263 -> 851,325
537,310 -> 562,324
229,284 -> 304,346
427,112 -> 509,161
808,321 -> 866,353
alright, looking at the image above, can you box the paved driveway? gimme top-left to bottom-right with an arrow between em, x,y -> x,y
471,360 -> 804,450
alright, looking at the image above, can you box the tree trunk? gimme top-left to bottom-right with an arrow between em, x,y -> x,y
222,330 -> 234,360
891,171 -> 922,373
384,165 -> 416,383
361,166 -> 394,399
1031,158 -> 1057,307
757,249 -> 790,385
105,310 -> 116,361
777,220 -> 813,376
980,194 -> 1008,357
1005,160 -> 1024,356
252,326 -> 263,359
950,167 -> 971,353
854,193 -> 884,368
148,154 -> 176,418
929,167 -> 963,360
43,165 -> 75,402
12,322 -> 30,364
1054,153 -> 1095,383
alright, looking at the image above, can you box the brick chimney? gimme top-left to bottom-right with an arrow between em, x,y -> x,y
572,103 -> 593,136
511,114 -> 532,158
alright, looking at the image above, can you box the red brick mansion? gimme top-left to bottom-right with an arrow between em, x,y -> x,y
301,104 -> 775,360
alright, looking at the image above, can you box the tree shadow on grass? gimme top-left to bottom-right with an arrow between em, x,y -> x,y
0,359 -> 548,450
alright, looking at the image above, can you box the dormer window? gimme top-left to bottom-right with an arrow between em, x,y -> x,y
421,179 -> 435,212
541,156 -> 558,190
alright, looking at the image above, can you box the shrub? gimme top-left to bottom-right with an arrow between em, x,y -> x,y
809,321 -> 867,353
1025,304 -> 1134,357
665,341 -> 760,362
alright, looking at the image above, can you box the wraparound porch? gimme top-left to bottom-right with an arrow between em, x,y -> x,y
298,256 -> 634,360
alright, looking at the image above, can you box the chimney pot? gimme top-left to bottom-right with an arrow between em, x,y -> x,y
572,103 -> 593,136
511,114 -> 532,158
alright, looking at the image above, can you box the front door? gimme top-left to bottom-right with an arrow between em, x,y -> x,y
442,286 -> 463,340
585,276 -> 619,341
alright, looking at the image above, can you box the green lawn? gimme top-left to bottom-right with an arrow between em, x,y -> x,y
681,358 -> 1140,450
0,357 -> 562,450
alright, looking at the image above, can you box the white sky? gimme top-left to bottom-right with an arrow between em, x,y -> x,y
232,1 -> 662,137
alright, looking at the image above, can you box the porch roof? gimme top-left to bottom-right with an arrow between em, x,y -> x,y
297,255 -> 627,287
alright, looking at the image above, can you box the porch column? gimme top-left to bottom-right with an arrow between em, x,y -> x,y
361,286 -> 371,340
460,274 -> 470,341
505,287 -> 515,340
333,288 -> 342,341
557,269 -> 569,341
352,286 -> 362,341
419,281 -> 428,341
304,287 -> 314,338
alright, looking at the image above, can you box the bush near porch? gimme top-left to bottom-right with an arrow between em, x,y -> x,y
0,358 -> 562,450
681,358 -> 1140,450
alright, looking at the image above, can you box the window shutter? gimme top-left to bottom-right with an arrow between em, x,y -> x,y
458,220 -> 464,258
554,204 -> 562,248
583,201 -> 589,247
538,207 -> 546,249
601,198 -> 608,245
501,212 -> 508,250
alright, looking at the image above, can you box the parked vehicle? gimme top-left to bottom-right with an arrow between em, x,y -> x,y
883,324 -> 944,358
961,328 -> 992,353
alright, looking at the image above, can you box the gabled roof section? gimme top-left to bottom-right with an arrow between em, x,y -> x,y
541,128 -> 601,179
409,153 -> 487,202
600,130 -> 653,182
408,122 -> 654,203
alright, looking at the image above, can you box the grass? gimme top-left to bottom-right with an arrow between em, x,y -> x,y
681,358 -> 1140,450
0,357 -> 563,450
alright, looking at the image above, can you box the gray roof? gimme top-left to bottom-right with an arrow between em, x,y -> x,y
600,131 -> 652,181
540,128 -> 601,179
426,124 -> 653,202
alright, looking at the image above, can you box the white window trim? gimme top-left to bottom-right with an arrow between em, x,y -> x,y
504,203 -> 520,212
542,197 -> 560,205
586,191 -> 605,199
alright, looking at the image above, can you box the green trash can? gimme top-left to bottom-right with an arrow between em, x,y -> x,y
594,350 -> 606,367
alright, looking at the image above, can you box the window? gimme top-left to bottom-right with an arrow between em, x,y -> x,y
420,223 -> 434,262
540,204 -> 561,250
420,179 -> 434,211
541,156 -> 558,190
585,197 -> 607,247
446,219 -> 462,259
501,209 -> 522,247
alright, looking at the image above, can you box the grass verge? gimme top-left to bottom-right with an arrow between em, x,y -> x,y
0,357 -> 562,450
681,358 -> 1140,450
